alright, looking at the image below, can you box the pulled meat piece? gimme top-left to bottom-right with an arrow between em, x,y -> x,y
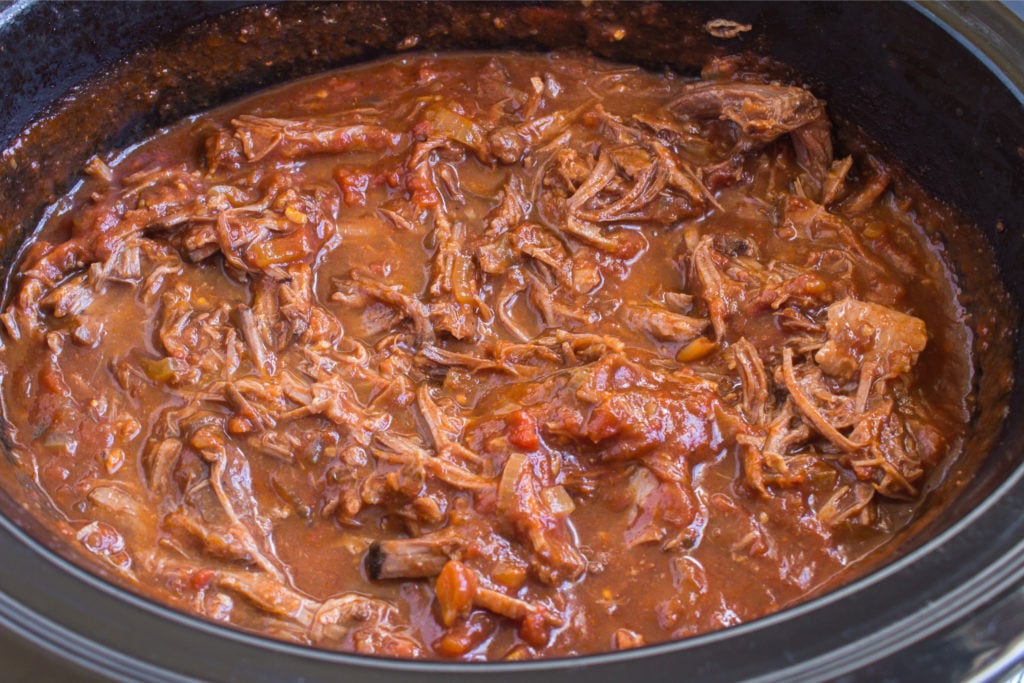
670,81 -> 823,143
816,298 -> 927,383
669,80 -> 833,182
367,534 -> 457,580
731,337 -> 771,425
229,115 -> 402,162
312,594 -> 424,656
625,303 -> 709,344
496,450 -> 586,584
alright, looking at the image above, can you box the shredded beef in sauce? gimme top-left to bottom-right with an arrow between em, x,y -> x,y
0,53 -> 972,659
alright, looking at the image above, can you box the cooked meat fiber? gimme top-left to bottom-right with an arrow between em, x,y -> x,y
0,53 -> 975,660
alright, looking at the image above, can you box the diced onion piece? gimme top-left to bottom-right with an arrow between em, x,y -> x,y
250,229 -> 313,267
676,336 -> 718,363
614,628 -> 646,650
503,644 -> 532,661
41,430 -> 75,450
140,356 -> 187,382
497,452 -> 527,516
862,221 -> 887,239
284,205 -> 308,224
424,104 -> 486,156
103,448 -> 126,475
451,253 -> 475,304
541,485 -> 576,516
801,274 -> 827,295
628,466 -> 659,503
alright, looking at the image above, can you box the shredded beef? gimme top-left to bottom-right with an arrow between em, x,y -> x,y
0,52 -> 974,660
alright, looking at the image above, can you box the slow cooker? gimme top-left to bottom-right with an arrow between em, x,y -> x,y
0,2 -> 1021,681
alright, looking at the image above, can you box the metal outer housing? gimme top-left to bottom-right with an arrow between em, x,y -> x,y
0,2 -> 1021,681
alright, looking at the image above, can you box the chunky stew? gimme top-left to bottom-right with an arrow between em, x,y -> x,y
0,53 -> 974,659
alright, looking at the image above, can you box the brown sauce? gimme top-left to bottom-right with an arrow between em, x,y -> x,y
0,52 -> 975,659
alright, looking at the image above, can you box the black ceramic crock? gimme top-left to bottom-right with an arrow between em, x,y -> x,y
0,2 -> 1021,681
